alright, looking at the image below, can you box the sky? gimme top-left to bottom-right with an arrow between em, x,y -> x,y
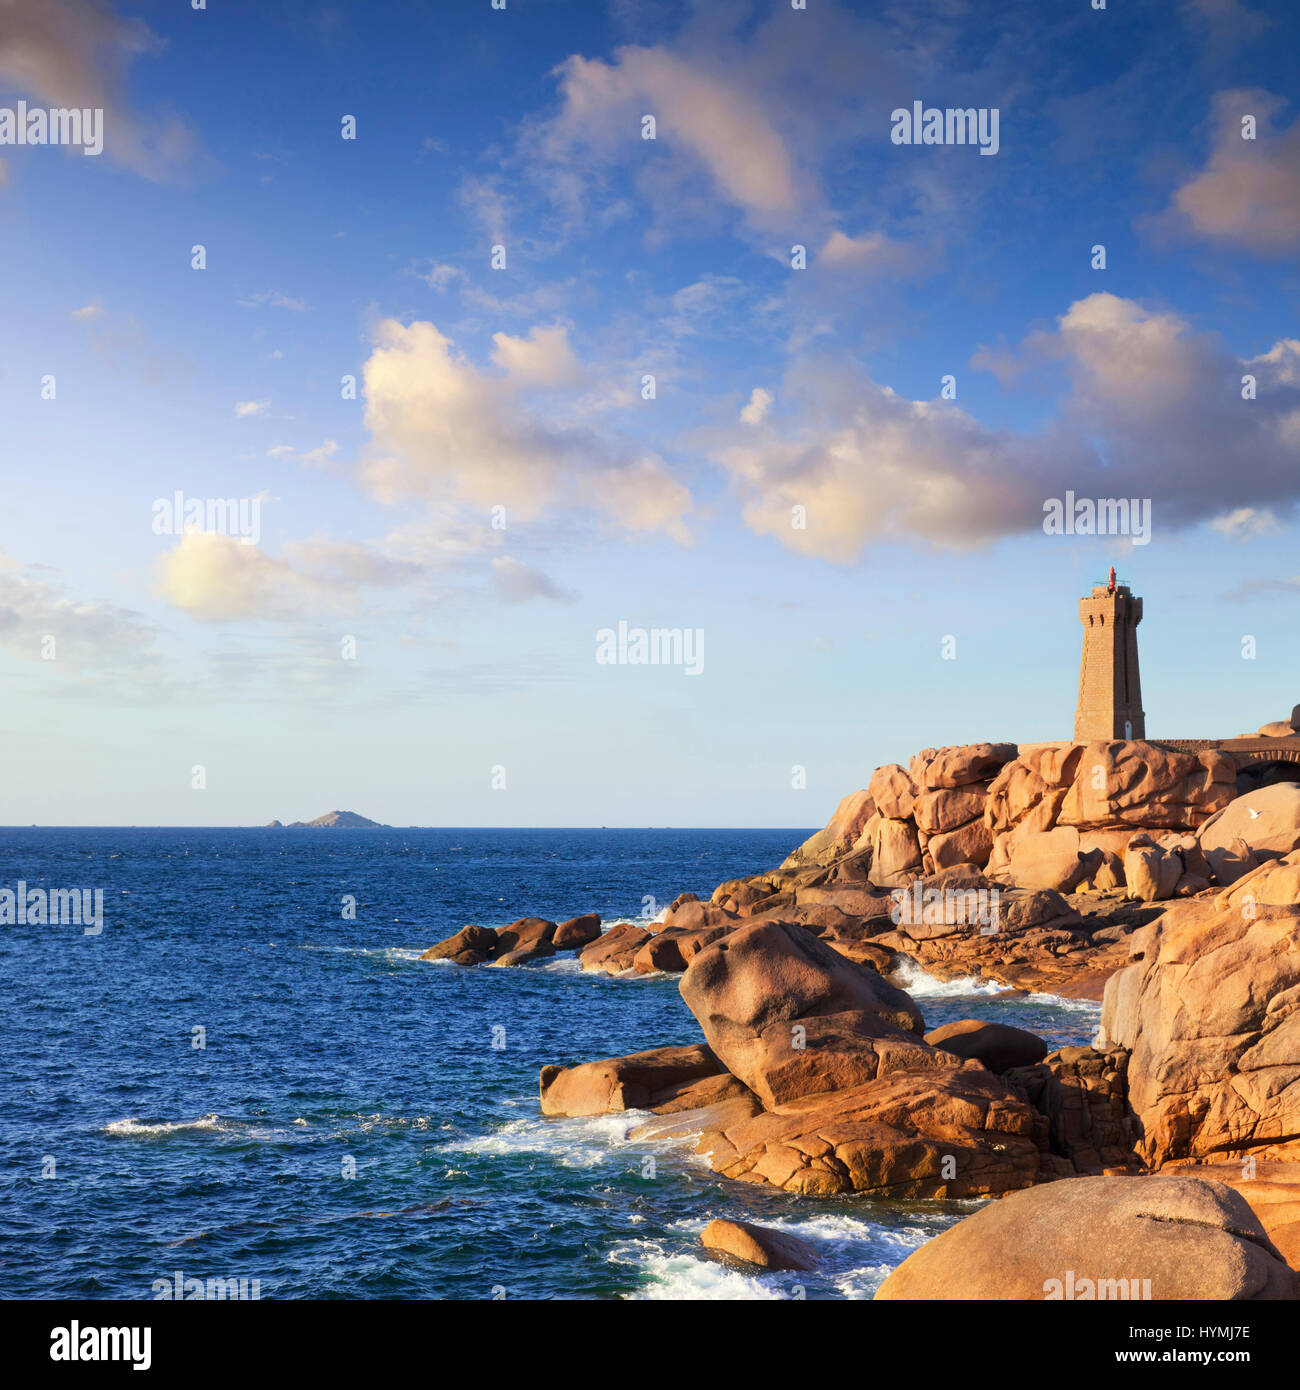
1,0 -> 1298,828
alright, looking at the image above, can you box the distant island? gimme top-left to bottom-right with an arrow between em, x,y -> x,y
264,811 -> 387,829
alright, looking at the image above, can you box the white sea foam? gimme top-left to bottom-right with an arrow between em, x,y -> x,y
102,1114 -> 225,1138
304,944 -> 424,964
612,1243 -> 788,1301
1026,990 -> 1104,1016
612,1207 -> 966,1300
889,957 -> 1006,998
100,1113 -> 293,1141
437,1111 -> 649,1168
537,956 -> 583,974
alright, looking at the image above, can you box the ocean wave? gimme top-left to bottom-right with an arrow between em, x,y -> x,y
615,1208 -> 963,1300
101,1114 -> 299,1142
537,956 -> 583,974
889,958 -> 1006,998
611,1242 -> 788,1301
1026,990 -> 1104,1015
436,1111 -> 649,1168
303,944 -> 424,964
102,1114 -> 224,1138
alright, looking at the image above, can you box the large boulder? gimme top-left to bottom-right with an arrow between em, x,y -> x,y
495,917 -> 557,953
678,919 -> 925,1107
660,898 -> 739,933
539,1044 -> 725,1116
928,817 -> 994,870
1101,899 -> 1300,1168
867,816 -> 923,889
553,913 -> 602,949
913,785 -> 991,836
868,764 -> 915,821
419,924 -> 498,966
700,1219 -> 819,1271
1002,826 -> 1102,893
910,743 -> 1017,790
874,1175 -> 1297,1300
1122,832 -> 1184,902
632,929 -> 694,973
1199,784 -> 1300,861
494,940 -> 556,966
925,1019 -> 1048,1074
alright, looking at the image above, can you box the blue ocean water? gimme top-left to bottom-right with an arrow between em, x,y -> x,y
0,828 -> 1100,1300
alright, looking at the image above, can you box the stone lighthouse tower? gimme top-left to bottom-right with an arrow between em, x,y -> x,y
1075,567 -> 1145,741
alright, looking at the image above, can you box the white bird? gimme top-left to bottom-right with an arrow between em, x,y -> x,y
1248,808 -> 1262,819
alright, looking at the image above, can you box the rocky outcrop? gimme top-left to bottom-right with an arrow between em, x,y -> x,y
677,919 -> 925,1107
578,922 -> 651,974
1001,826 -> 1102,893
1005,1045 -> 1141,1176
553,913 -> 602,950
697,1062 -> 1040,1198
495,917 -> 556,953
987,740 -> 1236,844
874,1175 -> 1298,1300
669,917 -> 1042,1196
1101,900 -> 1300,1168
778,790 -> 875,872
874,868 -> 1148,998
865,813 -> 923,888
418,924 -> 498,966
700,1219 -> 819,1271
539,1044 -> 744,1117
863,744 -> 1017,886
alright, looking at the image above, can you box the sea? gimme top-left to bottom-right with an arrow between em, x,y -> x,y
0,827 -> 1101,1300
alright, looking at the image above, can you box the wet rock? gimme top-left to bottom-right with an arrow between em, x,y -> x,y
419,924 -> 498,966
701,1219 -> 819,1271
539,1044 -> 724,1117
553,913 -> 602,950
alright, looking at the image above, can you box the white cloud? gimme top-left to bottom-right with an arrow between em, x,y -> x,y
152,530 -> 434,623
0,559 -> 156,672
416,261 -> 463,290
740,388 -> 772,426
818,230 -> 915,274
0,0 -> 194,180
301,440 -> 339,467
357,318 -> 692,540
547,47 -> 802,221
1211,507 -> 1282,540
235,399 -> 270,418
1167,90 -> 1300,252
714,292 -> 1300,561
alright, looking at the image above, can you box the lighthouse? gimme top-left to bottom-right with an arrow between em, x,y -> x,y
1074,568 -> 1145,741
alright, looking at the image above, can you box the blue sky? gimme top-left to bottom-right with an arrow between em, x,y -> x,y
1,0 -> 1298,827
